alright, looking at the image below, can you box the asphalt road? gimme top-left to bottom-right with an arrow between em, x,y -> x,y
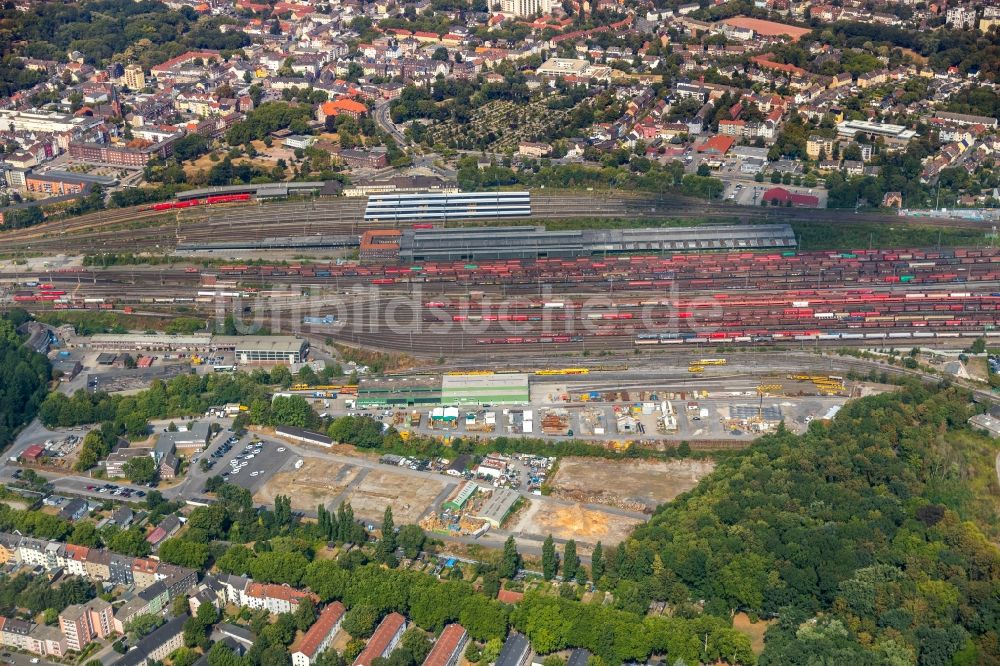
374,100 -> 408,145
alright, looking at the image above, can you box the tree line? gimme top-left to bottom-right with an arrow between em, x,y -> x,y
0,313 -> 50,452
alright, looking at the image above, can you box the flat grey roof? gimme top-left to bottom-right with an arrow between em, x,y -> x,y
473,487 -> 519,526
216,336 -> 306,353
400,223 -> 796,260
89,333 -> 211,346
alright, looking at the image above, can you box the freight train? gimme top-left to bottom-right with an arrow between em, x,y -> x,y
140,193 -> 252,211
211,247 -> 1000,292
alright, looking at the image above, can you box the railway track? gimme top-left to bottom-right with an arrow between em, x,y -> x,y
2,190 -> 996,255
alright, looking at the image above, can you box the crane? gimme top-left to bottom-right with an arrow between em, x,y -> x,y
755,384 -> 783,422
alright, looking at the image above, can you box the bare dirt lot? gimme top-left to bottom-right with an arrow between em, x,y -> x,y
512,500 -> 642,546
343,469 -> 448,524
733,612 -> 773,655
255,458 -> 360,510
550,458 -> 716,511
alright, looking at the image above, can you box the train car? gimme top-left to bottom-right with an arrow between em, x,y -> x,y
206,193 -> 252,205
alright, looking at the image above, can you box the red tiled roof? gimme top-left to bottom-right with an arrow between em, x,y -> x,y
246,582 -> 319,604
321,99 -> 368,116
293,602 -> 346,658
151,51 -> 219,74
132,558 -> 159,573
64,544 -> 90,561
697,135 -> 735,154
762,187 -> 819,207
146,526 -> 167,545
422,624 -> 466,666
496,589 -> 523,604
353,613 -> 405,666
751,55 -> 808,76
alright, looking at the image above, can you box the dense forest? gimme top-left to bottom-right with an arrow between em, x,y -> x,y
619,383 -> 1000,664
0,313 -> 51,452
807,23 -> 1000,82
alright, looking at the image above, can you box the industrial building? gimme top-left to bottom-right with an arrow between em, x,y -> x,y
443,482 -> 477,511
356,377 -> 442,408
357,374 -> 528,407
275,426 -> 333,447
396,224 -> 797,262
363,191 -> 531,223
473,488 -> 519,528
175,182 -> 324,201
214,336 -> 308,364
88,333 -> 213,352
85,334 -> 307,365
441,374 -> 529,405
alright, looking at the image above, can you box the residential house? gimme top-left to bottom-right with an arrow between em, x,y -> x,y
84,549 -> 111,582
291,602 -> 347,666
0,534 -> 21,565
138,581 -> 169,615
421,624 -> 467,666
354,613 -> 406,666
131,558 -> 159,590
19,538 -> 48,567
61,544 -> 90,577
109,553 -> 135,587
242,582 -> 318,615
59,498 -> 90,522
517,142 -> 552,158
115,615 -> 186,666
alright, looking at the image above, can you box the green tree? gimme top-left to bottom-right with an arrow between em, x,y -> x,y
562,540 -> 579,582
397,524 -> 426,559
122,455 -> 157,485
590,542 -> 604,582
542,534 -> 557,581
342,604 -> 380,638
295,597 -> 317,632
158,538 -> 210,569
379,506 -> 397,566
500,536 -> 520,579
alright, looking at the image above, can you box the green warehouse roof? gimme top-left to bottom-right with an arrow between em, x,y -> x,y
441,374 -> 529,405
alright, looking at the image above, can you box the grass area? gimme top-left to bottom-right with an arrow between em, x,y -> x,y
790,221 -> 990,251
35,310 -> 201,335
931,428 -> 1000,540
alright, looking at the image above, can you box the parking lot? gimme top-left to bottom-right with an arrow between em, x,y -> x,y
208,433 -> 296,495
722,179 -> 829,208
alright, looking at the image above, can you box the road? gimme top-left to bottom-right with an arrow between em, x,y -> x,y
374,100 -> 408,146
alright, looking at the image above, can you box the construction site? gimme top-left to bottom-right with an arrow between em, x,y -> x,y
549,458 -> 717,512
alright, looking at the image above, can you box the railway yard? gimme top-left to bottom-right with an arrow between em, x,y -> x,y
0,189 -> 994,256
6,245 -> 1000,355
5,190 -> 1000,561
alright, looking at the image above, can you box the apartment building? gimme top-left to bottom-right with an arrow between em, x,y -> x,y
59,599 -> 115,651
291,602 -> 347,666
